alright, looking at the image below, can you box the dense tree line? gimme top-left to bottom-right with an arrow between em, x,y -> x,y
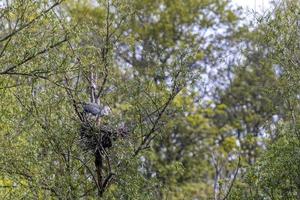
0,0 -> 299,199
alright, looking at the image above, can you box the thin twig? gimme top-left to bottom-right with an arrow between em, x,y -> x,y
222,155 -> 241,200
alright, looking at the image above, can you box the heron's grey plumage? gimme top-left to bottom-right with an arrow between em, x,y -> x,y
83,103 -> 101,116
83,102 -> 111,116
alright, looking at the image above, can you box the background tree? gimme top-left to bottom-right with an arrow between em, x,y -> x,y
1,0 -> 299,199
229,0 -> 300,199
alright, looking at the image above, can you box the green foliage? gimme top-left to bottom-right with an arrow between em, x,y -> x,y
228,1 -> 300,199
1,0 -> 299,199
230,126 -> 300,199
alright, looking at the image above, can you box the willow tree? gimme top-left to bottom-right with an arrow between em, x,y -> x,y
0,0 -> 195,198
229,0 -> 300,199
0,0 -> 259,199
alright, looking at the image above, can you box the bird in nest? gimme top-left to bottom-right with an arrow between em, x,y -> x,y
82,102 -> 111,117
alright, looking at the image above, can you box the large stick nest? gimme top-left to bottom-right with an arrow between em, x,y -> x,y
79,122 -> 114,151
79,120 -> 128,152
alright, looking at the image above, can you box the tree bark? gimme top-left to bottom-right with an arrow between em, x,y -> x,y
94,149 -> 103,197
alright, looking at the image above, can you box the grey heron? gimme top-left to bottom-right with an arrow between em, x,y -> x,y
83,102 -> 111,116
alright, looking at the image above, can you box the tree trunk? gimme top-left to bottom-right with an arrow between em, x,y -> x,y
95,149 -> 103,197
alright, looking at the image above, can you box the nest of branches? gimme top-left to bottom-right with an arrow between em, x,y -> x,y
79,122 -> 114,152
79,119 -> 128,153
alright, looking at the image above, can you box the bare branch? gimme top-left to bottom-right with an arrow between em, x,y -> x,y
134,72 -> 182,156
222,155 -> 241,200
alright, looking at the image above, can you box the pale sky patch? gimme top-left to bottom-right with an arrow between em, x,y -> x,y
232,0 -> 272,13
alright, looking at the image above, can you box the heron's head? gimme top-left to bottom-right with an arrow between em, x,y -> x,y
100,106 -> 111,116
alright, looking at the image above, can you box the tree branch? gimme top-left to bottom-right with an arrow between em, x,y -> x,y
134,71 -> 182,156
222,155 -> 241,200
0,36 -> 68,74
0,1 -> 63,43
